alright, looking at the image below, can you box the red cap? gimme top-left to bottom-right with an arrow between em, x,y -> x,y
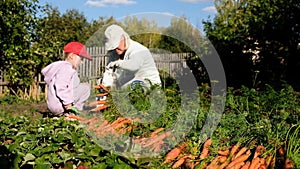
64,42 -> 92,60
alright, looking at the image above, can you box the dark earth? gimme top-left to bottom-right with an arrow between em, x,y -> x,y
0,101 -> 51,118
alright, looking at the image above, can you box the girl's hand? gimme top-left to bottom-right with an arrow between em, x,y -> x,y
64,103 -> 73,110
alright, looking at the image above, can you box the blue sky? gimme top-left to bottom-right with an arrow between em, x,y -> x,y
38,0 -> 217,30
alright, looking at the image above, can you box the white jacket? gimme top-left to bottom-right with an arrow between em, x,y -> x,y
107,39 -> 161,88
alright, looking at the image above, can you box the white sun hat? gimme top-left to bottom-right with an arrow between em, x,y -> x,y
104,24 -> 129,51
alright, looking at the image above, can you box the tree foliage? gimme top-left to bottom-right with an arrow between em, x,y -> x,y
0,0 -> 114,90
2,0 -> 299,92
0,0 -> 41,87
85,16 -> 115,47
123,16 -> 162,49
33,6 -> 91,68
204,0 -> 300,89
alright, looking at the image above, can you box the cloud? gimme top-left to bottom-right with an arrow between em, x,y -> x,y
86,0 -> 137,7
202,6 -> 217,13
178,0 -> 212,3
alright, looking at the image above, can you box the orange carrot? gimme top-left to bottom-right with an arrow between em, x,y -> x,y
172,156 -> 188,168
258,165 -> 267,169
125,125 -> 135,132
144,131 -> 171,148
231,161 -> 245,169
151,140 -> 164,152
249,157 -> 261,169
218,149 -> 230,156
226,154 -> 251,169
284,158 -> 294,169
96,93 -> 108,97
204,138 -> 213,147
88,100 -> 107,106
230,145 -> 240,158
219,160 -> 230,169
67,115 -> 86,121
164,145 -> 183,163
90,105 -> 108,112
199,138 -> 212,159
210,156 -> 222,165
94,84 -> 109,92
199,148 -> 209,159
132,137 -> 147,144
113,119 -> 131,129
206,163 -> 218,169
253,145 -> 265,159
207,156 -> 226,169
259,158 -> 266,166
111,117 -> 126,126
118,126 -> 129,134
95,121 -> 115,136
240,161 -> 251,169
233,147 -> 248,160
150,128 -> 165,137
219,156 -> 228,164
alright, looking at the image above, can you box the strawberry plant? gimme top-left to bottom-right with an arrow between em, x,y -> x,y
0,115 -> 137,169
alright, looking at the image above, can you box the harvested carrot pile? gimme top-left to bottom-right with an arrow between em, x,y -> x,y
163,138 -> 294,169
66,114 -> 295,169
74,116 -> 171,152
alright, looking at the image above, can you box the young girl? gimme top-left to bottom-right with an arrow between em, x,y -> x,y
42,42 -> 92,116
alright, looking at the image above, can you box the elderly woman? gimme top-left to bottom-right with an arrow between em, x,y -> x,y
102,24 -> 161,89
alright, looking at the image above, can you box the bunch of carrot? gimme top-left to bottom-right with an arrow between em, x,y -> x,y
90,84 -> 110,112
83,117 -> 133,137
129,127 -> 173,153
163,141 -> 195,168
163,139 -> 281,169
204,144 -> 268,169
83,116 -> 171,152
163,139 -> 211,168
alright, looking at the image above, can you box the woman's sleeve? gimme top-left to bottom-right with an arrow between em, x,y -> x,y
120,49 -> 149,71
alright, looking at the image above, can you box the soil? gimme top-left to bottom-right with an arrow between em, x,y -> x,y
0,101 -> 51,118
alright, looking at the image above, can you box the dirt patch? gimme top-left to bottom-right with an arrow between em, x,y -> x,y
0,101 -> 50,118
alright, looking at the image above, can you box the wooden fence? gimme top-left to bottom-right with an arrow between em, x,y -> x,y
0,47 -> 191,98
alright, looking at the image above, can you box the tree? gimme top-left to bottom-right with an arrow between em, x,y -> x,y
122,16 -> 162,49
204,0 -> 300,89
0,0 -> 42,88
161,15 -> 210,84
160,15 -> 202,53
85,16 -> 116,47
33,6 -> 91,68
